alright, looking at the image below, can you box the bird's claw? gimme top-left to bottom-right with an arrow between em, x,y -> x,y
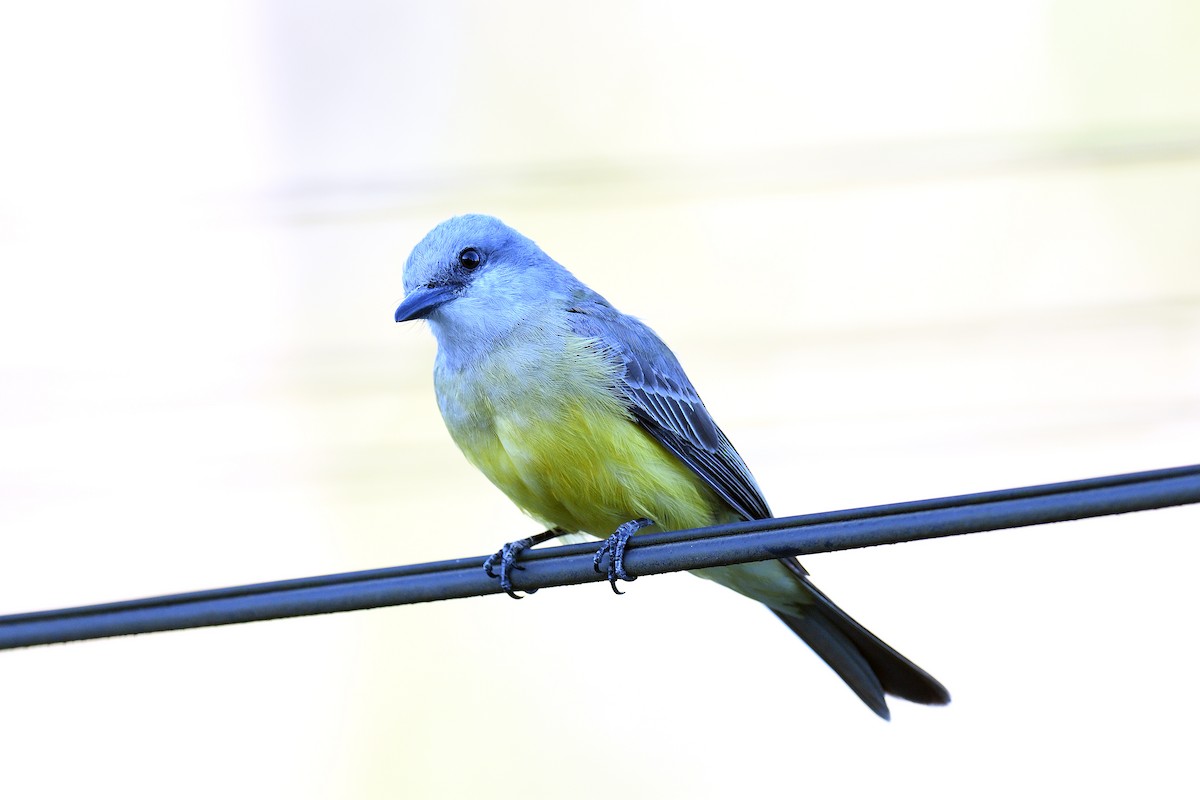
592,518 -> 655,594
483,537 -> 539,599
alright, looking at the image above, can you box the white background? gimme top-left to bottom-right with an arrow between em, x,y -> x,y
2,2 -> 1198,797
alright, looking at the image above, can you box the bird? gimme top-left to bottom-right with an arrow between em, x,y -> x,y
394,214 -> 949,718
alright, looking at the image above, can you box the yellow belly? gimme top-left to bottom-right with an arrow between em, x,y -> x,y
434,333 -> 725,537
432,328 -> 808,611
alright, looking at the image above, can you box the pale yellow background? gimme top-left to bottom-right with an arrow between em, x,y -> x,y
2,1 -> 1199,798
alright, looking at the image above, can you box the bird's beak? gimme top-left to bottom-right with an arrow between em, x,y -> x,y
394,283 -> 457,322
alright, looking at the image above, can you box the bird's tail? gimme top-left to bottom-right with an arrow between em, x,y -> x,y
772,570 -> 950,719
691,556 -> 949,718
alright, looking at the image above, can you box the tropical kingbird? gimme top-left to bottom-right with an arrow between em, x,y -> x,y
394,214 -> 949,718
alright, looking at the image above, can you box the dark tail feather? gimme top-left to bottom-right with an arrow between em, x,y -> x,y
773,577 -> 950,720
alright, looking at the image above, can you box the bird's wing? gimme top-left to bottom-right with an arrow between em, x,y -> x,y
568,300 -> 772,521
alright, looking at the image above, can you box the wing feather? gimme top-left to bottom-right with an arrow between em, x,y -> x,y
568,299 -> 772,522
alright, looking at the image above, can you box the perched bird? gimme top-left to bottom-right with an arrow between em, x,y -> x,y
394,214 -> 949,718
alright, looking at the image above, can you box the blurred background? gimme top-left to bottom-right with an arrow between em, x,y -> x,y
2,1 -> 1199,797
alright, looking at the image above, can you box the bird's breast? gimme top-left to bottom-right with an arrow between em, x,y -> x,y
431,330 -> 721,536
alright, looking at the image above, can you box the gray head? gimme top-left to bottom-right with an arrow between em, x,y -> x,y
395,215 -> 585,354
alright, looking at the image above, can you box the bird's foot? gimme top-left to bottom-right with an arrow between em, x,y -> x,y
592,518 -> 656,594
483,530 -> 562,599
483,537 -> 540,599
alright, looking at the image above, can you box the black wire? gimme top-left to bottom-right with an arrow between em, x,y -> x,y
2,464 -> 1198,650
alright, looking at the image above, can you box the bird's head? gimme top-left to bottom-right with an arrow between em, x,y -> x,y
394,215 -> 573,351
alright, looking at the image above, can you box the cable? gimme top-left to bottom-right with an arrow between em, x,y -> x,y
1,464 -> 1197,651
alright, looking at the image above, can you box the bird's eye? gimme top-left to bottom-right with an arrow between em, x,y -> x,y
458,248 -> 482,270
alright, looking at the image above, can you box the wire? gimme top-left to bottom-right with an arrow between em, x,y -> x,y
1,464 -> 1198,651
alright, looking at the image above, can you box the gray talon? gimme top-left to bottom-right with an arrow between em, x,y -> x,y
593,518 -> 655,593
